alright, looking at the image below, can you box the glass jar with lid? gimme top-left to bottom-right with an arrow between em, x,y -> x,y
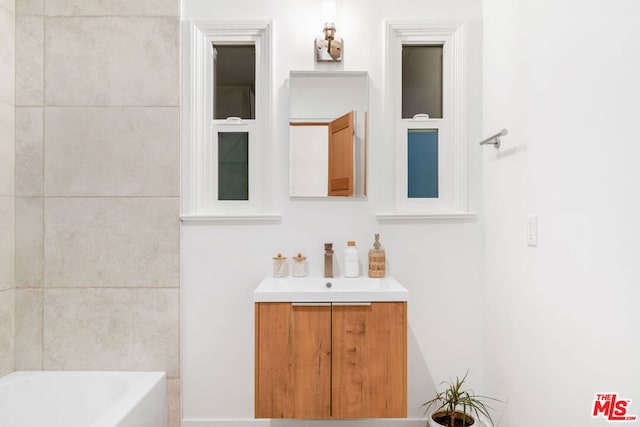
272,253 -> 288,277
292,253 -> 308,277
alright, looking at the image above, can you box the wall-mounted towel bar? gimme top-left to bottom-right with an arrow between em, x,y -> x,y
479,129 -> 508,149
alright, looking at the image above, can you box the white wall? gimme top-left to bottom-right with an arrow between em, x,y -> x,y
181,0 -> 484,425
483,0 -> 640,425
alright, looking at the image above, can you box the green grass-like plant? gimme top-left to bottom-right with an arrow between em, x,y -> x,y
422,371 -> 501,427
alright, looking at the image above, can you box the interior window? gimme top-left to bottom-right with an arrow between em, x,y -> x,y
386,22 -> 469,216
407,129 -> 438,198
183,21 -> 274,219
402,45 -> 443,119
213,44 -> 256,120
218,132 -> 249,201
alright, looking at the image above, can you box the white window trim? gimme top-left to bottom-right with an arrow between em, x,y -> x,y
377,21 -> 475,222
181,20 -> 280,223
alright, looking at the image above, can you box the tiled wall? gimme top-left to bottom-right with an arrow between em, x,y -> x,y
14,0 -> 180,425
0,0 -> 15,378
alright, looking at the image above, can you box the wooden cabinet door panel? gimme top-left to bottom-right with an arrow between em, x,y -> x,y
328,111 -> 354,196
255,303 -> 332,418
331,302 -> 407,418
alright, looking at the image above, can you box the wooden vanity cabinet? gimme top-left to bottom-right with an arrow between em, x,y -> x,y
254,303 -> 332,418
255,301 -> 407,419
331,302 -> 407,418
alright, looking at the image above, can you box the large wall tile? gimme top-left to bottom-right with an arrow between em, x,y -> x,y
0,289 -> 15,377
44,197 -> 179,287
46,0 -> 178,17
0,103 -> 14,196
0,0 -> 15,14
15,16 -> 43,106
15,197 -> 43,287
45,107 -> 179,197
168,378 -> 180,427
45,17 -> 179,106
16,0 -> 42,16
43,288 -> 179,377
0,197 -> 15,291
15,107 -> 43,196
15,288 -> 43,370
0,8 -> 15,105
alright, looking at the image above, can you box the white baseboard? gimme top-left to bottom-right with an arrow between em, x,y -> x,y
181,418 -> 428,427
181,420 -> 270,427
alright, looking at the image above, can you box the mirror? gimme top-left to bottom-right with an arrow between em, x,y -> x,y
289,71 -> 368,197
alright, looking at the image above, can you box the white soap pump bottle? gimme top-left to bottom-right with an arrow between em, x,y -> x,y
344,240 -> 359,278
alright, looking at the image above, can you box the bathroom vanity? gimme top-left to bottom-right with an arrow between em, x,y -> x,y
254,277 -> 408,419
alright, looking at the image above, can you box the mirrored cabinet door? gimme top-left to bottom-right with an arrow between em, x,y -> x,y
289,71 -> 368,198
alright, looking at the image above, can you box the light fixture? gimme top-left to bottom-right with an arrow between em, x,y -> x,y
315,22 -> 342,62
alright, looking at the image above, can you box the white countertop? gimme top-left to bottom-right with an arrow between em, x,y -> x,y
253,276 -> 409,303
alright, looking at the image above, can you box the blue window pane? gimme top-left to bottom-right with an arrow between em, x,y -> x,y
218,132 -> 248,200
408,129 -> 438,198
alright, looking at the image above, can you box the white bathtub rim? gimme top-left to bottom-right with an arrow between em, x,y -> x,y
0,371 -> 167,427
88,371 -> 166,427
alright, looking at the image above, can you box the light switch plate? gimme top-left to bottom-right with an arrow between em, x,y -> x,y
527,215 -> 538,247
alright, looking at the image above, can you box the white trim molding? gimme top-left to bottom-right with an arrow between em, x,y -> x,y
376,211 -> 477,222
182,20 -> 280,222
382,21 -> 470,220
180,213 -> 282,224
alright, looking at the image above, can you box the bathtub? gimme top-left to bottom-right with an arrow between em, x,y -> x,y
0,371 -> 167,427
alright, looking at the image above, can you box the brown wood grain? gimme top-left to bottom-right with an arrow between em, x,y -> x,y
255,303 -> 332,418
256,302 -> 407,419
331,302 -> 407,418
328,111 -> 354,196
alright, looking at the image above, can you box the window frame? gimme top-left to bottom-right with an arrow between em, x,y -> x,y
383,21 -> 471,219
182,21 -> 278,222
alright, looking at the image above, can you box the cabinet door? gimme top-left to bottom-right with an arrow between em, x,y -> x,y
328,111 -> 354,196
331,302 -> 407,418
255,303 -> 332,418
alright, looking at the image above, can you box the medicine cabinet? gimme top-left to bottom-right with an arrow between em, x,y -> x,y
289,71 -> 368,198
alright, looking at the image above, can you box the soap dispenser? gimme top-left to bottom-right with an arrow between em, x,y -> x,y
324,243 -> 334,278
368,233 -> 385,278
344,241 -> 359,278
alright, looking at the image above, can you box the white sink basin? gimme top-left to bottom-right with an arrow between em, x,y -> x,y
253,276 -> 408,302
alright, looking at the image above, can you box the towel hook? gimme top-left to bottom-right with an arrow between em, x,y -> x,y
479,129 -> 508,149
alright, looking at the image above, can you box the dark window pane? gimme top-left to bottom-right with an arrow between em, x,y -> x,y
402,45 -> 443,119
408,129 -> 438,198
213,44 -> 255,120
218,132 -> 249,200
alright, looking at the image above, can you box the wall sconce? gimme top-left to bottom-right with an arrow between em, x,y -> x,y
315,22 -> 342,62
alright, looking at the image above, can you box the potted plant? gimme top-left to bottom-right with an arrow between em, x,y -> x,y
422,371 -> 500,427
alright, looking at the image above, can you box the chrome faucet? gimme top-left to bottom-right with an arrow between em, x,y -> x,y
324,243 -> 334,278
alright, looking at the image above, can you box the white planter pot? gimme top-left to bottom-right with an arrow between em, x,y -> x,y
427,409 -> 490,427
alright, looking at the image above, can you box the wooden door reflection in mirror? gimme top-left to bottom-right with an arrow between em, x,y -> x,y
328,112 -> 354,196
289,71 -> 368,198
